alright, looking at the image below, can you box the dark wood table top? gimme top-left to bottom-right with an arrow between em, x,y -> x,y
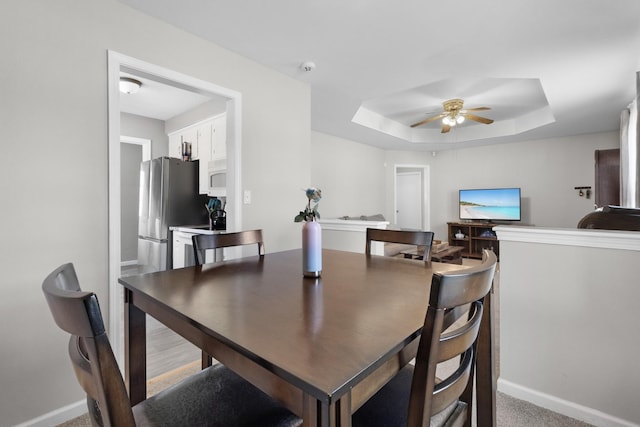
120,249 -> 463,403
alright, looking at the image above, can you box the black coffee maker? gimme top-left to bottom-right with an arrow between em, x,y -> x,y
210,209 -> 226,230
206,197 -> 227,230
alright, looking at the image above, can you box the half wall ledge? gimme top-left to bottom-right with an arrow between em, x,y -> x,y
493,225 -> 640,427
493,225 -> 640,251
319,218 -> 390,255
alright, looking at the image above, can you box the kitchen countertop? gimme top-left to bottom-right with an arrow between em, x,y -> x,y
170,225 -> 223,234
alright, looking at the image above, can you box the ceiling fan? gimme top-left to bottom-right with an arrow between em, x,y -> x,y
410,98 -> 494,133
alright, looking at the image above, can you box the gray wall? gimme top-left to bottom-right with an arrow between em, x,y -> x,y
120,113 -> 169,263
496,229 -> 639,425
425,131 -> 620,238
311,130 -> 619,241
0,1 -> 309,425
120,143 -> 142,262
310,131 -> 387,219
0,0 -> 624,425
121,112 -> 169,158
165,98 -> 227,135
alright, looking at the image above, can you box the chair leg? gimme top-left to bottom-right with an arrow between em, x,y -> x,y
476,289 -> 497,427
201,351 -> 213,369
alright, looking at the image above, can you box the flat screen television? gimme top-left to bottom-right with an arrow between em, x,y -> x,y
459,188 -> 521,221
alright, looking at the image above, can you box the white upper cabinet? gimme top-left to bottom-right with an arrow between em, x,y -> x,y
168,114 -> 227,194
211,115 -> 227,160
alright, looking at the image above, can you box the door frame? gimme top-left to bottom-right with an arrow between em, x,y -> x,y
107,51 -> 243,364
121,135 -> 151,162
394,164 -> 431,231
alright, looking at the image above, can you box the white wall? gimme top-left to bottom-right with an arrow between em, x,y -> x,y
0,1 -> 309,425
310,131 -> 387,219
385,132 -> 619,240
311,131 -> 620,244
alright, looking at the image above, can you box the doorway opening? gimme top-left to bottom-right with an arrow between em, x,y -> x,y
107,51 -> 242,364
394,165 -> 431,231
120,136 -> 150,269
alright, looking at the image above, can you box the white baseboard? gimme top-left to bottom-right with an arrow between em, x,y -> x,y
498,379 -> 639,427
121,259 -> 137,267
15,399 -> 86,427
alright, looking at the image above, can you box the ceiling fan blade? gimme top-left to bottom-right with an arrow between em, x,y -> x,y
410,113 -> 445,128
441,124 -> 451,133
463,113 -> 494,124
463,107 -> 491,112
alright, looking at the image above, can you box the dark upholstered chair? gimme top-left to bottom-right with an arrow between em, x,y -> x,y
352,250 -> 497,427
365,228 -> 435,263
192,229 -> 265,266
577,205 -> 640,231
192,229 -> 265,367
42,263 -> 302,427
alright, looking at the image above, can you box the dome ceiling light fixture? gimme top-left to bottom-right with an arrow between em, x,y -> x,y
411,98 -> 494,133
119,77 -> 142,94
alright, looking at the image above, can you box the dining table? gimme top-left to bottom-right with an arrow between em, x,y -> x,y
119,248 -> 496,427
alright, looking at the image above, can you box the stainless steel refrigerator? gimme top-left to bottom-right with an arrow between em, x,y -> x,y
137,157 -> 206,272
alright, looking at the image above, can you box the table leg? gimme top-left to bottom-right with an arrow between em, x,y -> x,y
124,289 -> 147,405
303,393 -> 352,427
336,393 -> 351,427
476,283 -> 497,427
303,394 -> 318,427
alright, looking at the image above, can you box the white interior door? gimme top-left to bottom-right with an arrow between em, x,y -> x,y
396,171 -> 422,229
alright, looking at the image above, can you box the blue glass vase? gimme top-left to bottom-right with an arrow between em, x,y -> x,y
302,220 -> 322,278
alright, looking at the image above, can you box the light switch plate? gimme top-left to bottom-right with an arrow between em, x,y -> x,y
243,190 -> 251,204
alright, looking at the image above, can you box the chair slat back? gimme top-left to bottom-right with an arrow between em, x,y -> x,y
407,250 -> 497,427
431,348 -> 474,414
430,250 -> 497,309
437,301 -> 483,363
42,263 -> 135,427
192,229 -> 265,265
365,228 -> 435,263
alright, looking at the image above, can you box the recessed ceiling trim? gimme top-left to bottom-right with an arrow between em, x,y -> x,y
352,107 -> 410,141
352,77 -> 555,144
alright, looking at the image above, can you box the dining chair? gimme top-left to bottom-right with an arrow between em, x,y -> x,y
365,228 -> 435,263
42,263 -> 302,427
352,249 -> 497,427
192,229 -> 265,265
192,229 -> 265,368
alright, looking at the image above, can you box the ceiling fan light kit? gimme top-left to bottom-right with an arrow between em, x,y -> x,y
442,114 -> 465,127
411,98 -> 494,133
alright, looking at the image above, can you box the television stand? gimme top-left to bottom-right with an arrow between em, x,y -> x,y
448,222 -> 500,260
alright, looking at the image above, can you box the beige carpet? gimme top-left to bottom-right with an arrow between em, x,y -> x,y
57,343 -> 594,427
59,380 -> 593,427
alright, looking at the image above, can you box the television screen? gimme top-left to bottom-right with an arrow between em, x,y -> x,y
459,188 -> 521,221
